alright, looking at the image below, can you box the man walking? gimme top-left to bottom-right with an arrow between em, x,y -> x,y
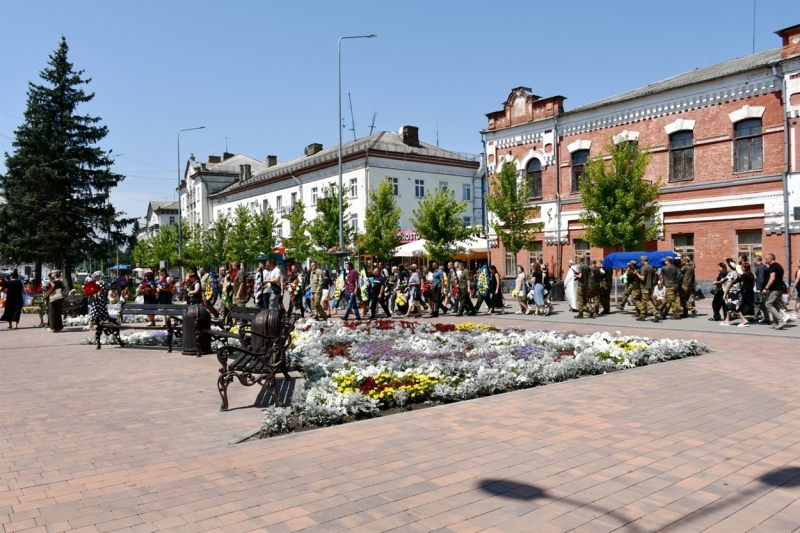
617,265 -> 634,311
635,255 -> 660,322
429,261 -> 448,318
575,258 -> 591,318
762,253 -> 787,330
455,262 -> 476,316
231,262 -> 247,308
369,267 -> 392,319
679,256 -> 696,317
627,261 -> 643,319
588,260 -> 602,317
309,260 -> 327,320
264,259 -> 282,310
753,255 -> 770,324
660,256 -> 681,319
342,262 -> 361,321
254,261 -> 267,309
599,262 -> 612,314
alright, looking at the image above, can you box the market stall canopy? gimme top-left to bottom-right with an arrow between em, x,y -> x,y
602,251 -> 678,269
394,239 -> 427,257
108,264 -> 130,270
462,237 -> 489,253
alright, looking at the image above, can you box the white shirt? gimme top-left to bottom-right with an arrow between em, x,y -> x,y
266,266 -> 282,292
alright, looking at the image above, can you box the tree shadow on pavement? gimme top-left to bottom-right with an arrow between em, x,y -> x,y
477,478 -> 647,532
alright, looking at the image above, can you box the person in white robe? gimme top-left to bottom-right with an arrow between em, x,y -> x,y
564,260 -> 578,311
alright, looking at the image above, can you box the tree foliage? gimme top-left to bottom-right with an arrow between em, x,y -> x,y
485,160 -> 544,255
250,206 -> 278,261
0,37 -> 132,285
360,178 -> 403,261
578,139 -> 663,251
202,214 -> 230,268
226,204 -> 253,264
410,186 -> 471,261
309,183 -> 354,266
283,201 -> 312,264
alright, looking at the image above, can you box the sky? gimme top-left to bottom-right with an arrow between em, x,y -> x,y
1,0 -> 799,224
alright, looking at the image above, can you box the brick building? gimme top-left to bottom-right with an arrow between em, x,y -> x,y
483,24 -> 800,283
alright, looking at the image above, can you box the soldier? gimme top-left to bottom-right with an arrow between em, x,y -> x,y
599,262 -> 612,314
627,261 -> 644,318
679,256 -> 697,317
589,260 -> 602,316
617,264 -> 635,311
635,255 -> 660,322
660,256 -> 682,319
575,258 -> 592,318
309,260 -> 327,320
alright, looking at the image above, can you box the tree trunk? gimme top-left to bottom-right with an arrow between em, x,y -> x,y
62,256 -> 73,290
34,260 -> 42,289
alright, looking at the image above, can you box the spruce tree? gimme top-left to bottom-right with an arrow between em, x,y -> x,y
0,37 -> 131,286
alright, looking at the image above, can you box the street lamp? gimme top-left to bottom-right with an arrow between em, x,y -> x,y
337,34 -> 376,270
177,126 -> 205,270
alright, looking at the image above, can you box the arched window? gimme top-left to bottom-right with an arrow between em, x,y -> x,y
571,150 -> 589,193
734,119 -> 763,172
669,131 -> 694,182
525,159 -> 542,199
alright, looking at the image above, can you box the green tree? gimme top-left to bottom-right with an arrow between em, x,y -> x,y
410,186 -> 472,261
283,201 -> 312,264
250,206 -> 278,261
579,139 -> 663,250
309,183 -> 354,266
203,214 -> 230,268
226,205 -> 253,264
181,222 -> 205,268
149,221 -> 179,267
132,236 -> 154,268
485,160 -> 544,257
360,178 -> 403,261
0,37 -> 132,286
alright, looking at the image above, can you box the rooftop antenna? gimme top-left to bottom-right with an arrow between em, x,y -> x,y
368,112 -> 377,135
347,92 -> 356,141
223,136 -> 228,152
752,1 -> 756,54
436,117 -> 439,147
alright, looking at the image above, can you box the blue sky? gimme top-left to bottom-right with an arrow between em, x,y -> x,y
1,0 -> 799,223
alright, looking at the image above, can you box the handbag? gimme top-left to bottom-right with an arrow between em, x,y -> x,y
22,291 -> 34,307
49,287 -> 64,302
710,285 -> 722,296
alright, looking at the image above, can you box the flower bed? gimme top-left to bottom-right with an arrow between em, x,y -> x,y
261,319 -> 709,436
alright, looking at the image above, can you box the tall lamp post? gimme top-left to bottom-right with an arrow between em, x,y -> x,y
177,126 -> 205,270
337,34 -> 376,271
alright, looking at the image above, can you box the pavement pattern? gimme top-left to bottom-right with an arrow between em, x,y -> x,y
2,303 -> 800,533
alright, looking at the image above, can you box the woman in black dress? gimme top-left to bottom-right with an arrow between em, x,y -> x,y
487,264 -> 504,315
1,270 -> 24,329
43,270 -> 66,332
739,262 -> 755,317
709,262 -> 727,321
86,271 -> 110,329
185,268 -> 202,305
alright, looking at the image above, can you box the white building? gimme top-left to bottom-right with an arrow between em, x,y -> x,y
180,127 -> 483,245
138,201 -> 179,239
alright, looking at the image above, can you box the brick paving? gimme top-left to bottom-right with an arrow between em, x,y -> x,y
2,307 -> 800,532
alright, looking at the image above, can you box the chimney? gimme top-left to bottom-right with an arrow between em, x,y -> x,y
776,24 -> 800,59
238,164 -> 244,181
266,155 -> 278,167
200,162 -> 207,171
208,155 -> 221,163
244,164 -> 252,181
304,143 -> 323,156
223,152 -> 235,161
401,126 -> 420,147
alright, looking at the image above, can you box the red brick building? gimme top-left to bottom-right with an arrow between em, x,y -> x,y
483,24 -> 800,283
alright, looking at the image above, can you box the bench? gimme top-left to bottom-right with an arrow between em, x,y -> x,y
216,311 -> 295,411
198,305 -> 262,351
96,302 -> 186,352
38,294 -> 86,326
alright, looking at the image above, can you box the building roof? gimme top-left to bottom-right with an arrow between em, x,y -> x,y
212,131 -> 480,196
189,154 -> 271,176
147,201 -> 178,213
566,47 -> 782,114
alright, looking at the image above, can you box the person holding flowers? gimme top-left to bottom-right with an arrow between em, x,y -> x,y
137,271 -> 157,326
184,267 -> 202,305
84,271 -> 111,330
156,268 -> 174,305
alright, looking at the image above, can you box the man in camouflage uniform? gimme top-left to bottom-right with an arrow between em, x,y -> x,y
679,256 -> 696,317
589,260 -> 602,316
575,257 -> 591,318
627,261 -> 643,318
599,262 -> 612,314
617,264 -> 635,311
660,256 -> 682,319
635,255 -> 660,322
309,260 -> 327,320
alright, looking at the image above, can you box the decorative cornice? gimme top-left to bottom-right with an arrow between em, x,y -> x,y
728,104 -> 766,123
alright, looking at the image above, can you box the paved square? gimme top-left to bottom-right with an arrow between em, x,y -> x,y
2,310 -> 800,532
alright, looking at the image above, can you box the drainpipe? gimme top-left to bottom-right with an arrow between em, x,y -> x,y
553,114 -> 562,280
774,63 -> 792,285
481,131 -> 491,268
290,174 -> 302,202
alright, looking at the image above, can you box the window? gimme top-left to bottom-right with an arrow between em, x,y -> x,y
311,187 -> 318,205
462,183 -> 471,201
672,234 -> 694,262
571,150 -> 589,193
573,239 -> 591,264
387,177 -> 399,195
669,131 -> 694,182
277,225 -> 283,239
349,178 -> 358,198
504,247 -> 517,278
463,216 -> 471,226
291,192 -> 297,206
439,181 -> 448,191
262,199 -> 269,213
322,186 -> 329,199
227,207 -> 231,215
737,230 -> 762,265
528,241 -> 544,268
415,179 -> 425,198
169,216 -> 175,225
734,119 -> 763,172
350,213 -> 358,231
526,159 -> 543,199
275,195 -> 282,211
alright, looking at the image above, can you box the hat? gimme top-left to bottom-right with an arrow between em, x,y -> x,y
640,255 -> 648,262
664,256 -> 673,261
628,260 -> 637,266
92,271 -> 103,278
727,260 -> 737,270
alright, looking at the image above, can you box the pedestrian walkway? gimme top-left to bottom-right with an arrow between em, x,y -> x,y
2,313 -> 800,532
